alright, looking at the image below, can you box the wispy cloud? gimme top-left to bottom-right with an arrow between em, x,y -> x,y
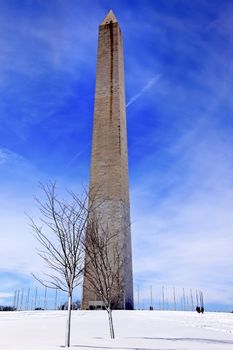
0,1 -> 101,78
0,292 -> 13,299
126,74 -> 161,107
0,147 -> 41,186
131,119 -> 233,309
0,148 -> 25,166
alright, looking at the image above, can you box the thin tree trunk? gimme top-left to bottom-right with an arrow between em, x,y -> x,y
108,309 -> 115,339
65,292 -> 72,347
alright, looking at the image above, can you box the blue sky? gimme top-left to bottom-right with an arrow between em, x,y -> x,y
0,0 -> 233,311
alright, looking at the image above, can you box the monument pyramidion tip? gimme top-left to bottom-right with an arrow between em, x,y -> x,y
101,9 -> 118,25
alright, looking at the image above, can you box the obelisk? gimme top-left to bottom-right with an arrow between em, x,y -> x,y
82,10 -> 134,310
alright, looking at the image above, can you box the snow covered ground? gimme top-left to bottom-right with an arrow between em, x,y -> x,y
0,310 -> 232,350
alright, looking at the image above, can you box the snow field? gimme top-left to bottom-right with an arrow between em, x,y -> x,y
0,310 -> 232,350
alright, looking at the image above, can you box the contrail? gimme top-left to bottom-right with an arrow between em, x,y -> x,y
126,74 -> 161,108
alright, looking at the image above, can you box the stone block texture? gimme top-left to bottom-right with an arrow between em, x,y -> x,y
82,10 -> 134,310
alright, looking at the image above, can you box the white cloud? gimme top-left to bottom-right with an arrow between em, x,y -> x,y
0,292 -> 13,298
0,1 -> 102,80
131,123 -> 233,308
0,196 -> 41,274
0,148 -> 25,165
126,74 -> 161,107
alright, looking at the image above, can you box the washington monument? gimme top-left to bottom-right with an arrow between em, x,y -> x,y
82,10 -> 134,310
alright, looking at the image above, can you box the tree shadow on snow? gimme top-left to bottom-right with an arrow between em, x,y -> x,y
66,337 -> 233,350
128,337 -> 233,345
72,346 -> 179,350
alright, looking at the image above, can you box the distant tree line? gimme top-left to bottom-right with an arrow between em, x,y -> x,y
0,306 -> 16,311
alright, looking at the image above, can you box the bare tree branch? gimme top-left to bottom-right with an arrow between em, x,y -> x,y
83,216 -> 125,338
30,182 -> 90,347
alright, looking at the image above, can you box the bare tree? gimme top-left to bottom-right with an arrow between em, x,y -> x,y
84,218 -> 124,339
30,183 -> 88,347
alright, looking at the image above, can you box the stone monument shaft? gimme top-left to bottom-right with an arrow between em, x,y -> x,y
82,10 -> 134,310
